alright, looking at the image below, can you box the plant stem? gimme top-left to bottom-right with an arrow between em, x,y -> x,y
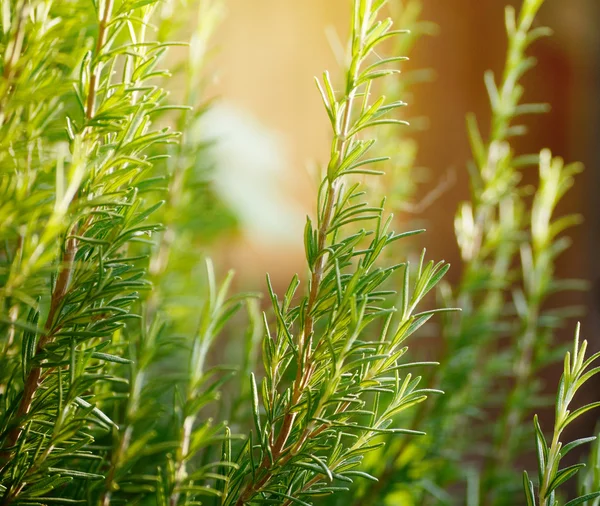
101,424 -> 134,506
5,234 -> 77,448
86,0 -> 113,123
170,414 -> 197,506
0,0 -> 28,127
538,401 -> 567,506
0,235 -> 23,378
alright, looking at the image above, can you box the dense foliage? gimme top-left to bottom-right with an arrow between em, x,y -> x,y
0,0 -> 597,505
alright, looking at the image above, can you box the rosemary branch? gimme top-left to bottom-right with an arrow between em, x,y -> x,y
3,0 -> 114,458
234,4 -> 372,504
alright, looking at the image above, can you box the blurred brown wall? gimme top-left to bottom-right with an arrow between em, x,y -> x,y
208,0 -> 598,302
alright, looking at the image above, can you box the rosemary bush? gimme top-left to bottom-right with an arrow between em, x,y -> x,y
0,0 -> 598,505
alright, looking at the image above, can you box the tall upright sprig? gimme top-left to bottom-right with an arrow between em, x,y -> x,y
357,0 -> 584,503
91,2 -> 243,505
485,149 -> 583,501
224,0 -> 452,504
0,1 -> 93,360
430,2 -> 583,502
441,0 -> 554,420
0,2 -> 91,401
523,324 -> 600,506
0,0 -> 183,502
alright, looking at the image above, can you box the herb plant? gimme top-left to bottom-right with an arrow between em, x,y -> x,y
0,0 -> 597,505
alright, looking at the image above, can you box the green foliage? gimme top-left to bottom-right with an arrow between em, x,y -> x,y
523,325 -> 600,506
0,1 -> 180,503
0,0 -> 237,504
0,0 -> 597,505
